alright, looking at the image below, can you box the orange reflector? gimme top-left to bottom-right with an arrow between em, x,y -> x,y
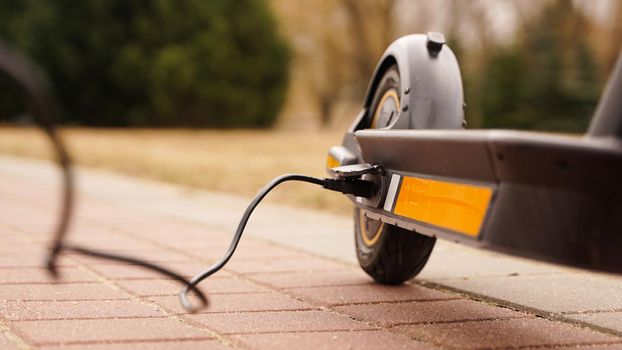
326,154 -> 340,170
393,176 -> 493,237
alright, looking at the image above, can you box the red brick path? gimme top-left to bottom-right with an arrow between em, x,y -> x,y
1,169 -> 621,349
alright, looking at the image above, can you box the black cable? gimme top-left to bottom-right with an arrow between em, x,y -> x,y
62,244 -> 208,306
179,174 -> 323,311
179,174 -> 376,312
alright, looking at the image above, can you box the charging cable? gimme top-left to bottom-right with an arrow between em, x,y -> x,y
179,174 -> 376,311
0,41 -> 377,313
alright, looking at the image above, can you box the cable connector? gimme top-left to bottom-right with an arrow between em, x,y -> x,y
322,178 -> 377,198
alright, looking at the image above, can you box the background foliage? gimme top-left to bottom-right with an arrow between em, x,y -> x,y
273,0 -> 620,132
476,1 -> 602,132
0,0 -> 290,127
0,0 -> 619,132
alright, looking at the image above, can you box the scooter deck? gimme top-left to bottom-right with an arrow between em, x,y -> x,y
355,129 -> 622,274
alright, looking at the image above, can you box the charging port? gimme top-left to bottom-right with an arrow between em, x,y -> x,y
328,163 -> 383,178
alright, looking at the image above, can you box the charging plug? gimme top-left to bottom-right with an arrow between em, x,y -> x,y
322,178 -> 377,198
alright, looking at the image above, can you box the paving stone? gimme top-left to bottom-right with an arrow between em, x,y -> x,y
418,250 -> 565,280
242,229 -> 359,265
0,178 -> 58,205
112,228 -> 232,249
224,256 -> 346,274
40,339 -> 233,350
394,318 -> 620,349
566,312 -> 622,334
75,204 -> 160,226
69,248 -> 195,265
0,235 -> 50,245
165,235 -> 263,249
0,233 -> 34,245
12,317 -> 213,345
247,269 -> 371,288
551,344 -> 622,350
286,284 -> 455,306
67,233 -> 161,251
149,292 -> 315,314
335,299 -> 527,326
112,219 -> 229,242
0,243 -> 50,256
0,267 -> 96,284
233,330 -> 438,350
0,254 -> 75,268
429,240 -> 467,252
116,276 -> 268,297
438,273 -> 622,313
185,242 -> 313,260
0,332 -> 21,350
0,299 -> 163,320
187,310 -> 373,334
0,283 -> 129,301
87,262 -> 217,280
0,207 -> 58,236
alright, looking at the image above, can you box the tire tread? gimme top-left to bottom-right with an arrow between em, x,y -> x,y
360,224 -> 436,284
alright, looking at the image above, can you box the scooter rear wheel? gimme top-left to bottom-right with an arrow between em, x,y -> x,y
354,65 -> 436,284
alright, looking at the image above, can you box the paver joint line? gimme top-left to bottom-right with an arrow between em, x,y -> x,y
306,297 -> 464,307
11,316 -> 172,322
0,320 -> 31,350
416,280 -> 622,338
514,341 -> 622,349
380,315 -> 532,328
176,308 -> 323,315
560,309 -> 622,315
212,328 -> 381,336
33,337 -> 218,347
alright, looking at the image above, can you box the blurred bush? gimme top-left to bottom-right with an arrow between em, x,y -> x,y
0,0 -> 290,127
478,1 -> 602,132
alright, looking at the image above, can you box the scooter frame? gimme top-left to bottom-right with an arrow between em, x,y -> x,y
329,33 -> 622,274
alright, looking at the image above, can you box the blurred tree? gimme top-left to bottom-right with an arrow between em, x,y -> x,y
271,0 -> 397,128
268,0 -> 612,131
480,0 -> 602,132
0,0 -> 290,127
300,0 -> 352,127
341,0 -> 398,93
605,0 -> 622,71
443,0 -> 496,129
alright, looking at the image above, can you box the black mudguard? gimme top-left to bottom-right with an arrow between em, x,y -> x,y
341,33 -> 465,158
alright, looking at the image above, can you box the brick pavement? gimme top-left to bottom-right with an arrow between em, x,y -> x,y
1,156 -> 621,349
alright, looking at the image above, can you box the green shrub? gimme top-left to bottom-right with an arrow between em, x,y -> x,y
0,0 -> 290,127
480,0 -> 601,132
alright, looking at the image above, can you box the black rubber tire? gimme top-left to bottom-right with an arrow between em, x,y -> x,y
355,209 -> 436,284
354,65 -> 436,285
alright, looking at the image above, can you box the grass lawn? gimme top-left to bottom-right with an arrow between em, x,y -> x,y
0,127 -> 354,215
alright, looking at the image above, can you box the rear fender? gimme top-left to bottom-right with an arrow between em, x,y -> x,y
341,33 -> 465,159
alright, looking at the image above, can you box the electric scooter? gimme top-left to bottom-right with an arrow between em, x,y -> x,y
327,32 -> 622,283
